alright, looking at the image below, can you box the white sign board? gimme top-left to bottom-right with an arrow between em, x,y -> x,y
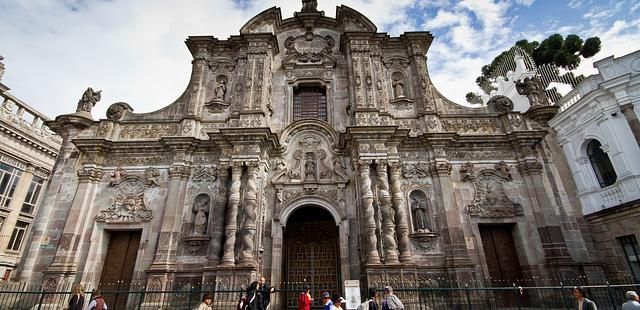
344,280 -> 361,310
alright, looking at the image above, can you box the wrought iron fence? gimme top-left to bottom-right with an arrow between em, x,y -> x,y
0,282 -> 638,309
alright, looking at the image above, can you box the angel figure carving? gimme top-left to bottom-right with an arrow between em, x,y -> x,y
76,87 -> 102,113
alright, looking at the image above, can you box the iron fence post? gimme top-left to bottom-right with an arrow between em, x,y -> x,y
513,284 -> 521,310
138,287 -> 145,310
188,285 -> 194,310
560,282 -> 569,310
36,290 -> 46,310
465,284 -> 472,310
606,281 -> 616,308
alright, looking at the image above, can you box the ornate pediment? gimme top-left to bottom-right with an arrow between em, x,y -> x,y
97,179 -> 153,223
467,170 -> 522,218
282,31 -> 336,67
191,165 -> 218,183
402,162 -> 430,179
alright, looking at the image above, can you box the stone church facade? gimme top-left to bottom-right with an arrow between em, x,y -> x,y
16,2 -> 603,307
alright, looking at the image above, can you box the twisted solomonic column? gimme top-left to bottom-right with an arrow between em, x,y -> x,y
377,160 -> 400,264
358,160 -> 381,264
209,164 -> 229,264
389,162 -> 412,262
219,162 -> 243,266
240,161 -> 260,266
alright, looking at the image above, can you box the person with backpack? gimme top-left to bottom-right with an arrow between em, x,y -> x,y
381,286 -> 404,310
298,285 -> 313,310
86,288 -> 107,310
357,288 -> 378,310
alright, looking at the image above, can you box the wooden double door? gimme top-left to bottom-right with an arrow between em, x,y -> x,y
98,230 -> 141,309
479,225 -> 528,306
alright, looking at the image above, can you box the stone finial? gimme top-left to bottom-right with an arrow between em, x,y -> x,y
106,102 -> 133,121
76,87 -> 102,113
487,95 -> 514,113
301,0 -> 318,12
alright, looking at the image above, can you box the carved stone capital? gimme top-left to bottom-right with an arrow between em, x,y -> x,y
433,162 -> 452,176
169,165 -> 191,179
517,160 -> 544,176
77,167 -> 104,183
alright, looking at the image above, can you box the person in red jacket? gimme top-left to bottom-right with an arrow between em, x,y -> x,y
298,285 -> 313,310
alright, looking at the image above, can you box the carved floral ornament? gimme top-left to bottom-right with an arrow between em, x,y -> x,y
467,170 -> 522,218
97,179 -> 153,223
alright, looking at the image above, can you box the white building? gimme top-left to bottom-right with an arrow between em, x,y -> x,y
0,55 -> 62,280
550,50 -> 640,281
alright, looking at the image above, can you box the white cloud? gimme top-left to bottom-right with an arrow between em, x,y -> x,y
515,0 -> 535,7
424,10 -> 461,29
0,0 -> 420,118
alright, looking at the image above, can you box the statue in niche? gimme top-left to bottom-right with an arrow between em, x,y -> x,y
410,191 -> 430,232
215,79 -> 226,101
391,72 -> 406,98
305,156 -> 316,181
191,194 -> 211,236
76,87 -> 102,113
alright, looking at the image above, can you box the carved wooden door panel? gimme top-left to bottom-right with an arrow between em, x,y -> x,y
479,225 -> 527,306
284,220 -> 339,309
98,230 -> 141,309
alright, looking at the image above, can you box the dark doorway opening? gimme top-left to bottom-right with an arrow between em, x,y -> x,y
479,224 -> 528,306
283,206 -> 339,309
98,230 -> 141,309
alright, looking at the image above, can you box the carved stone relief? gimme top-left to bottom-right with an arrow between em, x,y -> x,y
467,170 -> 522,218
97,179 -> 153,223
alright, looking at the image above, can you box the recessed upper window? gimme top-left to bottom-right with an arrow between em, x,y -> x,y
587,140 -> 617,188
293,86 -> 327,122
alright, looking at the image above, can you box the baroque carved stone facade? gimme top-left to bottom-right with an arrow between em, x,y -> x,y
17,3 -> 603,307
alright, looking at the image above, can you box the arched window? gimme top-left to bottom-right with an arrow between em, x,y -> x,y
587,140 -> 617,188
293,85 -> 327,121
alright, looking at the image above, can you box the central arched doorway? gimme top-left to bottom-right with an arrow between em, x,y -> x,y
283,205 -> 340,309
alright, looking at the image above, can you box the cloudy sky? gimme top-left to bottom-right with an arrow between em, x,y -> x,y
1,0 -> 639,119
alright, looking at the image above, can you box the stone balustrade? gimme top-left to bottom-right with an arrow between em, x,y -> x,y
0,94 -> 62,147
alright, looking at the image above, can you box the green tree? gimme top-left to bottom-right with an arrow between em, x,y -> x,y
475,34 -> 601,94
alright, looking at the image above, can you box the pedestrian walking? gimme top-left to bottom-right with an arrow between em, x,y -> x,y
357,288 -> 378,310
194,293 -> 213,310
322,291 -> 333,310
246,276 -> 275,310
330,294 -> 342,310
381,286 -> 404,310
573,286 -> 597,310
298,285 -> 313,310
86,288 -> 108,310
68,283 -> 85,310
622,291 -> 640,309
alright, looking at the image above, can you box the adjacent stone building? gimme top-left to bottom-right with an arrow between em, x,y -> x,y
16,2 -> 604,308
0,55 -> 61,281
550,50 -> 640,283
